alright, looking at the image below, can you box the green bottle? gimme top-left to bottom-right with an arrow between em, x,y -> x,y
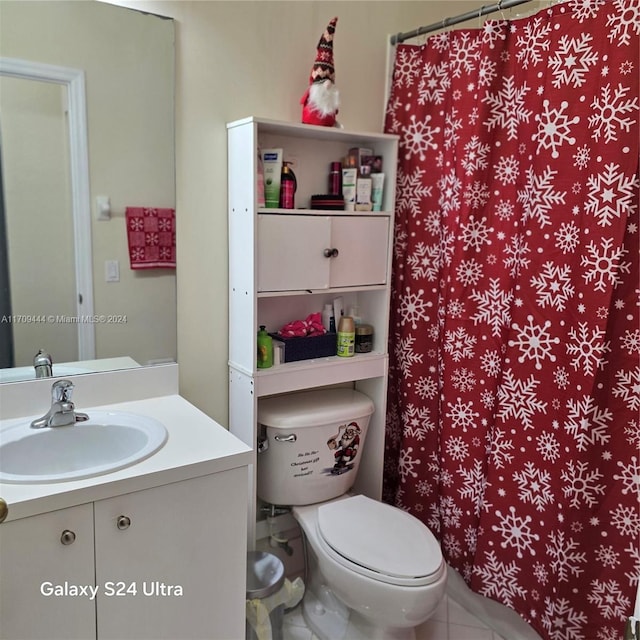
257,326 -> 273,368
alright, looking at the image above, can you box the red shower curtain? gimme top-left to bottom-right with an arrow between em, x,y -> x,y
383,3 -> 639,639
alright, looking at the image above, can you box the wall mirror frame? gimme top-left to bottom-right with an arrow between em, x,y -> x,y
0,56 -> 95,360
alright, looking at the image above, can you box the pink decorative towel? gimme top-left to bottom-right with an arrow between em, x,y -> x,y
126,207 -> 176,270
278,313 -> 326,337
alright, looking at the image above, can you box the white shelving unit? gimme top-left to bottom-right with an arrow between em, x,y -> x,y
227,116 -> 398,543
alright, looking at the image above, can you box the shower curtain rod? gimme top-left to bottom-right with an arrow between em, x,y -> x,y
390,0 -> 533,45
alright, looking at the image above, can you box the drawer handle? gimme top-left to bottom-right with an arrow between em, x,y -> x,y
60,529 -> 76,545
117,515 -> 131,530
323,248 -> 339,258
274,434 -> 297,443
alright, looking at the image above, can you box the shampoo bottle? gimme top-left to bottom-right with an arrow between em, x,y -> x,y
257,326 -> 273,368
279,162 -> 297,209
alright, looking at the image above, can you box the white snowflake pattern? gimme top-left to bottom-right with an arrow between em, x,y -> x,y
397,166 -> 433,218
537,431 -> 561,463
554,221 -> 580,254
596,545 -> 620,569
568,0 -> 606,23
402,115 -> 440,161
581,237 -> 631,292
566,322 -> 610,376
585,162 -> 638,227
461,136 -> 491,176
497,369 -> 548,430
573,144 -> 591,169
508,315 -> 561,370
407,242 -> 440,282
438,170 -> 463,216
546,529 -> 587,582
587,579 -> 630,619
459,214 -> 493,252
439,494 -> 463,528
492,505 -> 540,558
415,374 -> 438,400
549,33 -> 599,88
456,259 -> 483,287
444,327 -> 477,362
620,329 -> 640,355
392,46 -> 422,88
535,100 -> 579,159
503,235 -> 532,279
613,456 -> 640,497
457,459 -> 487,515
470,278 -> 513,337
451,368 -> 477,392
605,0 -> 640,46
612,366 -> 640,412
445,397 -> 480,432
563,395 -> 613,451
480,349 -> 502,378
395,333 -> 423,379
541,597 -> 588,640
399,287 -> 432,330
475,551 -> 528,607
417,61 -> 451,105
402,403 -> 436,441
463,183 -> 491,211
483,76 -> 533,140
398,447 -> 421,482
530,262 -> 575,311
561,460 -> 606,508
489,428 -> 515,469
445,435 -> 469,461
516,16 -> 552,68
518,165 -> 567,228
589,83 -> 639,143
449,31 -> 482,78
494,155 -> 519,185
444,108 -> 464,150
513,461 -> 554,512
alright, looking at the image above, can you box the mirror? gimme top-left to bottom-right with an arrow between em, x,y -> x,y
0,1 -> 176,382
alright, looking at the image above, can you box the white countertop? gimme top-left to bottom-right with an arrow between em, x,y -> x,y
0,394 -> 252,522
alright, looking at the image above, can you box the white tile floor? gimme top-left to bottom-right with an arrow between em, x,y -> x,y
283,594 -> 506,640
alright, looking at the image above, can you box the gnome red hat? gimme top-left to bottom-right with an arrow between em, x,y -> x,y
309,17 -> 337,85
301,17 -> 340,127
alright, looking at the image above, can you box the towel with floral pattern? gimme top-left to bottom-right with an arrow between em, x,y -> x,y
126,207 -> 176,269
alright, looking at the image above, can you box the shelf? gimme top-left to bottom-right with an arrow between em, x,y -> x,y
257,208 -> 392,217
230,352 -> 388,398
257,285 -> 388,298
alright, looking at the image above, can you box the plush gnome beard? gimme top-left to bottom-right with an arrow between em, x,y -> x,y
307,80 -> 340,118
301,17 -> 340,127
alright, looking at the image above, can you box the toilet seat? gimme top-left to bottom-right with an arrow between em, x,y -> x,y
316,495 -> 444,587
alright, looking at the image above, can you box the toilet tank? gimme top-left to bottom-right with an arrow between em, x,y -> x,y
257,389 -> 375,506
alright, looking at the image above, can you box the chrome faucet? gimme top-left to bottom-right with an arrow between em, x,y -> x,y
31,380 -> 90,429
33,349 -> 53,378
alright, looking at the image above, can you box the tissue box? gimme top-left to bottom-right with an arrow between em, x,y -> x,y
269,332 -> 337,363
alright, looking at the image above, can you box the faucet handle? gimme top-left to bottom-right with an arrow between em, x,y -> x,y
52,379 -> 75,403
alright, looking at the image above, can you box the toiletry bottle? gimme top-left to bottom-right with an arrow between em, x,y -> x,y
336,316 -> 355,357
322,304 -> 334,333
348,305 -> 362,326
328,161 -> 342,196
279,162 -> 297,209
257,326 -> 273,368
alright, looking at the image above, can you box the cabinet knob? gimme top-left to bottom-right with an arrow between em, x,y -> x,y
0,498 -> 8,524
117,515 -> 131,530
60,530 -> 76,545
323,248 -> 339,258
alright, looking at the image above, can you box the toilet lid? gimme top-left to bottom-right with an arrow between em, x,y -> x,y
317,495 -> 442,582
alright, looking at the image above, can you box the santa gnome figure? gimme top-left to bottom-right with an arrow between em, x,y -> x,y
300,17 -> 340,127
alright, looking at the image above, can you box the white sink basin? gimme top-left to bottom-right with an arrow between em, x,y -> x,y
0,411 -> 168,484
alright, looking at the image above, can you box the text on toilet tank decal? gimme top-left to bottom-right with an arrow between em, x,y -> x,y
291,450 -> 320,477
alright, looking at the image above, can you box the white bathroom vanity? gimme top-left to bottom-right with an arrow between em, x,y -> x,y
0,364 -> 251,640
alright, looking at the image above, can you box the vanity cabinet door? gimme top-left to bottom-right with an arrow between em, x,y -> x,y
257,214 -> 390,292
0,503 -> 96,640
93,467 -> 248,640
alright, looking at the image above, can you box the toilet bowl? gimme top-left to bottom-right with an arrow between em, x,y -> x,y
257,389 -> 446,640
294,495 -> 446,640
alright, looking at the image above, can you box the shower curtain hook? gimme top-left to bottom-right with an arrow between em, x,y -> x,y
497,0 -> 507,21
478,5 -> 485,28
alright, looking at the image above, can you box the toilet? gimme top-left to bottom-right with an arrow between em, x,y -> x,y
257,388 -> 447,640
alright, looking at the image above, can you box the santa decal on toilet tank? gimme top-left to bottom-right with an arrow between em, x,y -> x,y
326,422 -> 361,475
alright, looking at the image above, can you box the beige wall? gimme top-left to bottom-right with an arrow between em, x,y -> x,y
0,1 -> 176,367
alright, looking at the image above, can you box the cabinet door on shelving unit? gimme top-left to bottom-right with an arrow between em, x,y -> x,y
330,216 -> 390,288
257,214 -> 332,292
